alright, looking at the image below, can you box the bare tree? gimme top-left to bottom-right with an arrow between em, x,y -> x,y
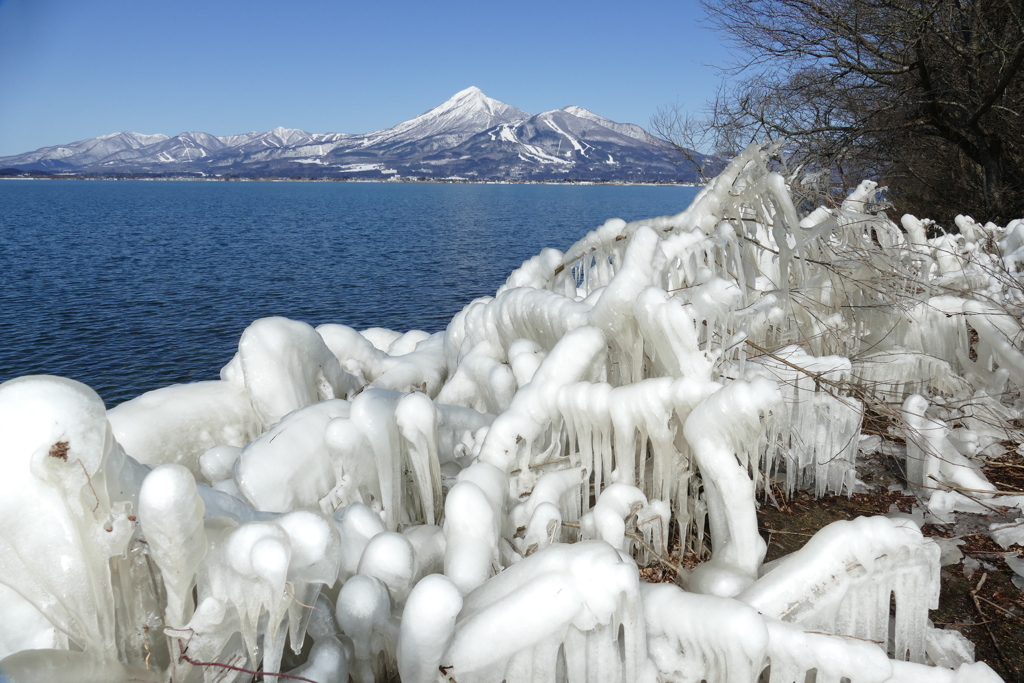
662,0 -> 1024,223
648,102 -> 730,184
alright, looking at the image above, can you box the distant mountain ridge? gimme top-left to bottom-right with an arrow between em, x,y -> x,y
0,87 -> 698,182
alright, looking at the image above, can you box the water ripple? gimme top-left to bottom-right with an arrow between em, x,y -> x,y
0,180 -> 699,406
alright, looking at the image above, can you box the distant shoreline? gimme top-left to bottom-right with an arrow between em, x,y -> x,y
0,174 -> 702,188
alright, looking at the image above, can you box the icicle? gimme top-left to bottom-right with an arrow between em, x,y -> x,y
138,464 -> 206,629
684,378 -> 781,596
396,391 -> 444,525
739,516 -> 940,664
335,575 -> 397,683
749,346 -> 862,497
442,541 -> 644,683
643,582 -> 768,683
443,474 -> 502,594
398,574 -> 463,683
763,617 -> 892,683
899,395 -> 996,522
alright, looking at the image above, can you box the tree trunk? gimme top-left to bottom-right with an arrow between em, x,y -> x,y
977,137 -> 1005,219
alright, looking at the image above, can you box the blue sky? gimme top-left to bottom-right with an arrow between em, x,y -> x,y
0,0 -> 729,157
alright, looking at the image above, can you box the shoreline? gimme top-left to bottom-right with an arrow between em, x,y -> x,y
0,175 -> 701,188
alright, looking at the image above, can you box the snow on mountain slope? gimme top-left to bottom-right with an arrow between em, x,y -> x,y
96,131 -> 232,165
0,131 -> 170,169
78,128 -> 358,168
561,105 -> 650,142
355,86 -> 528,150
474,108 -> 658,164
214,128 -> 351,163
419,107 -> 683,181
229,127 -> 353,153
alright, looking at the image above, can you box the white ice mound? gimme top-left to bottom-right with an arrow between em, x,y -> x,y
740,516 -> 940,663
0,376 -> 144,661
644,583 -> 769,683
3,143 -> 1021,682
235,398 -> 351,512
443,541 -> 645,683
108,380 -> 260,476
233,316 -> 362,426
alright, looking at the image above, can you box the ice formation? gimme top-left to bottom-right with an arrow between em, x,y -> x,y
2,144 -> 1019,682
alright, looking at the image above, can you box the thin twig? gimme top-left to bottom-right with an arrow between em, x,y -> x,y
179,653 -> 317,683
510,457 -> 573,475
987,460 -> 1024,471
970,574 -> 1016,679
760,527 -> 815,537
744,339 -> 846,390
933,619 -> 1001,626
973,594 -> 1024,624
803,631 -> 884,645
625,531 -> 681,575
938,521 -> 1024,540
926,475 -> 1024,497
285,584 -> 323,613
553,235 -> 627,276
77,459 -> 101,513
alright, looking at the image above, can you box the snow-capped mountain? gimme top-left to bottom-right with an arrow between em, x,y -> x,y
0,131 -> 170,169
411,107 -> 676,180
355,86 -> 528,153
0,88 -> 695,182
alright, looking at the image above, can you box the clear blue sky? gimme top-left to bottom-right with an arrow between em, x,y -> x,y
0,0 -> 729,157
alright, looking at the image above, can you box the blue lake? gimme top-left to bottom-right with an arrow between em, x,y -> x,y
0,180 -> 700,406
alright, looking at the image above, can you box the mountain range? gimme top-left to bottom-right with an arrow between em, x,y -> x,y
0,87 -> 698,182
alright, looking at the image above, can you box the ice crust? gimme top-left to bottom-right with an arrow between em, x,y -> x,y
0,144 -> 1018,682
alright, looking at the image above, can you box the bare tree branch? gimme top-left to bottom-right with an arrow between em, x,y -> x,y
652,0 -> 1024,223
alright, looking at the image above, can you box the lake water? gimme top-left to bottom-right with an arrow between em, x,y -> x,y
0,180 -> 700,406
